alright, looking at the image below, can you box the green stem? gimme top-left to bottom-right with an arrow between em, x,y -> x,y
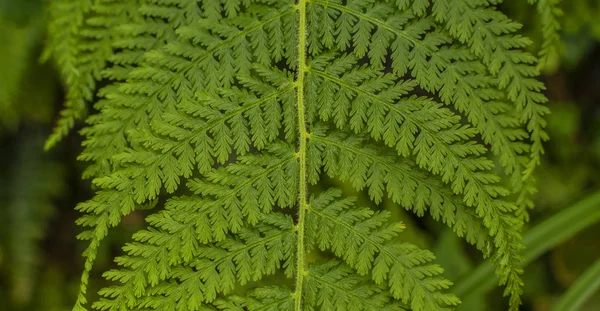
452,191 -> 600,299
550,257 -> 600,311
294,1 -> 309,310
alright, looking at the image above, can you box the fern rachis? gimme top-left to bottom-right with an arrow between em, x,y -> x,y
43,0 -> 549,310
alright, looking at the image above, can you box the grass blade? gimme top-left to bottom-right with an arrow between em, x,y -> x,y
550,258 -> 600,311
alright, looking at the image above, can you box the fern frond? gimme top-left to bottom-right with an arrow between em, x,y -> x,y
56,1 -> 550,310
43,0 -> 113,148
529,0 -> 563,71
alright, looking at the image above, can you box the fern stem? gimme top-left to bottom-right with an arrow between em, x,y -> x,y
294,0 -> 309,310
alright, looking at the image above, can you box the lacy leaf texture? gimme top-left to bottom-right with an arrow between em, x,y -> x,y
44,0 -> 550,310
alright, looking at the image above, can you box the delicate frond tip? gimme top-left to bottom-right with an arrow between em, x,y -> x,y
54,0 -> 548,310
529,0 -> 563,71
44,0 -> 131,149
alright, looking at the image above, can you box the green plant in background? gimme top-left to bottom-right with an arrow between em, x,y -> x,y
0,0 -> 49,131
0,133 -> 65,307
527,0 -> 563,72
0,1 -> 67,310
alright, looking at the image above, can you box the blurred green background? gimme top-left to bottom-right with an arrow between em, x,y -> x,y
0,0 -> 599,310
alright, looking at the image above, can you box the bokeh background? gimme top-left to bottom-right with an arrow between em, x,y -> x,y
1,0 -> 599,310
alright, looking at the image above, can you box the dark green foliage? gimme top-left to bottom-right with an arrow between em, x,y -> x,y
0,133 -> 65,307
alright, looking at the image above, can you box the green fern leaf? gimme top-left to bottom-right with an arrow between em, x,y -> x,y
49,0 -> 550,310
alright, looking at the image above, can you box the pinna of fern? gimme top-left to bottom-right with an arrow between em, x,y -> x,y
43,0 -> 550,310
